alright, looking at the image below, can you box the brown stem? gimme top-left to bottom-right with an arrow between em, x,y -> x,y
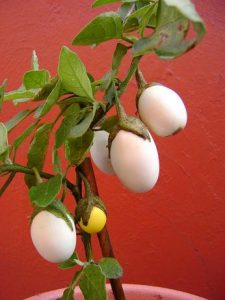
80,158 -> 126,300
0,172 -> 16,197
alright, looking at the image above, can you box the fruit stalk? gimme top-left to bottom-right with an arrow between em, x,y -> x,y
80,158 -> 126,300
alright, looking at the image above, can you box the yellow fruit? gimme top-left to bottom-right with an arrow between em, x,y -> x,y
79,206 -> 106,234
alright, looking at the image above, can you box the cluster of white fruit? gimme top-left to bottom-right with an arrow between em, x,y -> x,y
91,84 -> 187,193
30,84 -> 187,264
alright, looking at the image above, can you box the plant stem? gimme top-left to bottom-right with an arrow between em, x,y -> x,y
0,172 -> 16,197
80,158 -> 126,300
118,56 -> 142,96
0,164 -> 80,200
135,68 -> 147,89
32,167 -> 43,184
83,233 -> 93,262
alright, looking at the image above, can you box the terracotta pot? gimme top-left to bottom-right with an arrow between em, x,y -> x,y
25,283 -> 208,300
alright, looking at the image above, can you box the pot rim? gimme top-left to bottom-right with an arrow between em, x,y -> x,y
25,283 -> 208,300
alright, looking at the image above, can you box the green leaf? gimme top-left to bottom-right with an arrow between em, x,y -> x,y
104,80 -> 116,104
58,97 -> 93,113
68,104 -> 97,139
132,0 -> 206,58
55,105 -> 81,148
13,122 -> 36,150
61,288 -> 74,300
80,264 -> 106,300
92,0 -> 120,7
98,257 -> 123,279
32,50 -> 39,70
4,89 -> 36,101
95,70 -> 115,92
5,110 -> 31,132
59,253 -> 80,269
112,43 -> 128,71
72,12 -> 123,46
23,70 -> 50,90
35,80 -> 61,118
58,46 -> 94,100
117,2 -> 135,21
123,3 -> 156,33
158,0 -> 204,26
25,123 -> 52,187
52,148 -> 62,173
33,76 -> 59,101
0,80 -> 7,110
0,123 -> 8,156
65,129 -> 94,166
29,174 -> 63,207
63,103 -> 81,117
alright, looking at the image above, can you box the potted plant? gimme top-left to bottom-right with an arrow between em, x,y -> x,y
0,0 -> 206,299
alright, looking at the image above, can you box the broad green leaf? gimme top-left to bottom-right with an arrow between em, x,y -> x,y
5,110 -> 31,132
4,89 -> 36,101
55,105 -> 81,148
29,174 -> 63,207
92,0 -> 120,7
52,148 -> 62,173
25,123 -> 52,187
104,81 -> 116,104
23,70 -> 50,90
97,70 -> 115,91
68,104 -> 97,139
58,47 -> 93,100
59,253 -> 79,269
98,257 -> 123,279
72,12 -> 123,46
13,122 -> 36,150
59,97 -> 93,113
0,149 -> 9,163
32,50 -> 39,70
132,0 -> 206,58
33,76 -> 59,101
0,80 -> 7,110
0,123 -> 8,156
35,80 -> 61,118
123,3 -> 156,33
112,43 -> 128,71
63,103 -> 81,117
159,0 -> 204,26
133,18 -> 190,58
79,264 -> 106,300
117,2 -> 135,21
65,129 -> 94,166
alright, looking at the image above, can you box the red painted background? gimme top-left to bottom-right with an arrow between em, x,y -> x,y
0,1 -> 224,299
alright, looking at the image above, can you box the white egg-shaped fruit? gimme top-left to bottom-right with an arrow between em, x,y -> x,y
31,211 -> 76,263
138,85 -> 187,137
90,130 -> 115,175
110,130 -> 159,193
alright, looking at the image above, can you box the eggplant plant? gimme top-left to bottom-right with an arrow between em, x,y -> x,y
0,0 -> 205,299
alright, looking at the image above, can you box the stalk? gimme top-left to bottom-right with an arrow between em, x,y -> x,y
80,158 -> 126,300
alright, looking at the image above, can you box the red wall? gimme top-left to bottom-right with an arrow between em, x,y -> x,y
0,1 -> 224,299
